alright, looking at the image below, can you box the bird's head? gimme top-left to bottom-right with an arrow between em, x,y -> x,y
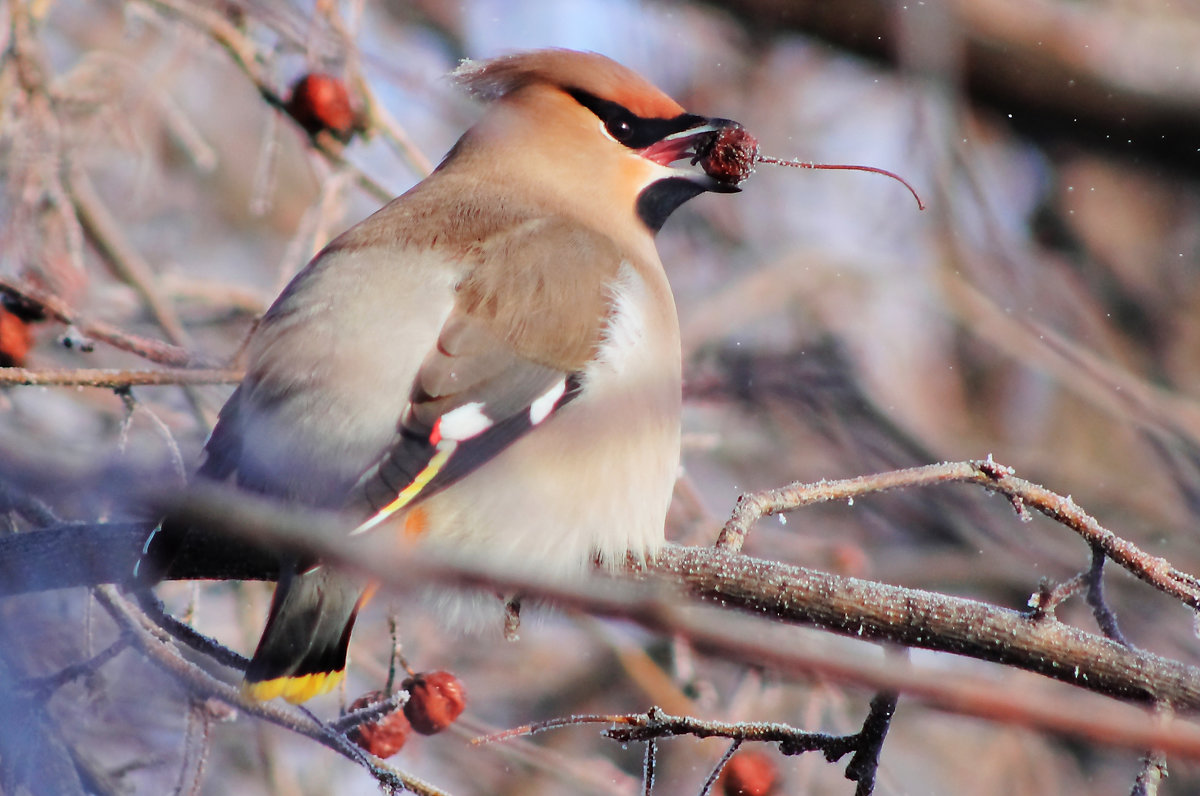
450,49 -> 753,233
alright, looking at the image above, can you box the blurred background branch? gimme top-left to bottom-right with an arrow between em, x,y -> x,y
711,0 -> 1200,172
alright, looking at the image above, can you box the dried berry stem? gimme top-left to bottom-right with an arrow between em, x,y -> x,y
756,154 -> 926,210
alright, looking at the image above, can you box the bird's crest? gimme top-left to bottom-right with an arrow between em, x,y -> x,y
453,49 -> 685,120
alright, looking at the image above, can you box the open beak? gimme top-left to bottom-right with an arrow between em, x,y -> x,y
638,118 -> 753,193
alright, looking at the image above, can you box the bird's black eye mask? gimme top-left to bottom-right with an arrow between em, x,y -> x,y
568,89 -> 705,150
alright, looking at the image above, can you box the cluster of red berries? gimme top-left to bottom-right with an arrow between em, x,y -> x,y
346,671 -> 466,759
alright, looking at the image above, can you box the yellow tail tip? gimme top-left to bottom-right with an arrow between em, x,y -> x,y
242,670 -> 345,704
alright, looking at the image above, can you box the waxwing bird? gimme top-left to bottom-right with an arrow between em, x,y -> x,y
143,48 -> 751,703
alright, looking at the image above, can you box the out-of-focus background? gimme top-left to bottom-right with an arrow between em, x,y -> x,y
3,0 -> 1200,793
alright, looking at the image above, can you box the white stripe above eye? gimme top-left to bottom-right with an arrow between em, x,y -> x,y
529,379 -> 567,425
437,401 -> 493,441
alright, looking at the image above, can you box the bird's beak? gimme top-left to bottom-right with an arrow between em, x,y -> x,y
638,118 -> 753,193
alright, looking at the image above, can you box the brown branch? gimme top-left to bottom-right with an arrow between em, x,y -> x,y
154,483 -> 1200,729
65,167 -> 192,348
478,707 -> 856,755
719,459 -> 1200,611
479,704 -> 890,794
5,476 -> 1200,756
653,544 -> 1200,707
610,707 -> 860,760
0,367 -> 242,388
652,590 -> 1200,760
0,276 -> 206,367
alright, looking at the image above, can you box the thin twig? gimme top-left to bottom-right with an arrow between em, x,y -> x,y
0,474 -> 60,527
756,154 -> 925,210
699,739 -> 742,796
93,585 -> 450,795
641,737 -> 655,796
1026,573 -> 1089,620
66,167 -> 191,348
20,634 -> 131,699
473,713 -> 630,745
1084,545 -> 1130,646
455,715 -> 635,795
360,86 -> 435,177
175,697 -> 214,796
480,706 -> 859,763
719,459 -> 1200,611
1131,751 -> 1168,796
0,276 -> 204,367
845,691 -> 897,796
137,0 -> 266,89
63,165 -> 219,424
331,691 -> 408,735
132,590 -> 250,672
117,389 -> 189,483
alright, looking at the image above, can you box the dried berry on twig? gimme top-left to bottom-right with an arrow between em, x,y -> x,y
720,750 -> 778,796
284,73 -> 364,143
402,671 -> 466,735
0,307 -> 34,367
696,124 -> 760,186
345,690 -> 411,758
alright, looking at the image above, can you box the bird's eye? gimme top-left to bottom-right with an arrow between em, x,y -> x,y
607,118 -> 634,144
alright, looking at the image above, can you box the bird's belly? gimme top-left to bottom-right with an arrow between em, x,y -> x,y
416,381 -> 681,575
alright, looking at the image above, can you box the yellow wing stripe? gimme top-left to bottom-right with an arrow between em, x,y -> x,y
351,442 -> 456,536
243,670 -> 345,704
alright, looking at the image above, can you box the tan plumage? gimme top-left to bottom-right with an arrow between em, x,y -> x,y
146,48 -> 749,703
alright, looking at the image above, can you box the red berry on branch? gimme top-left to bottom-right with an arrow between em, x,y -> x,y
0,307 -> 33,368
345,691 -> 411,758
720,750 -> 778,796
285,73 -> 363,142
402,671 -> 466,735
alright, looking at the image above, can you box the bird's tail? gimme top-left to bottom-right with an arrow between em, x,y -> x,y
242,566 -> 367,703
